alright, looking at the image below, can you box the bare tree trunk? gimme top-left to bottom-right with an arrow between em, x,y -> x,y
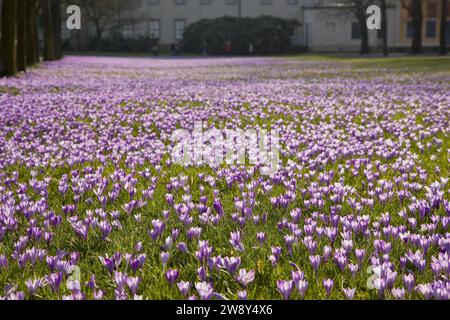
1,0 -> 17,76
440,0 -> 448,54
26,0 -> 36,66
355,1 -> 370,55
51,0 -> 63,59
381,0 -> 388,56
41,0 -> 56,61
26,0 -> 39,66
95,26 -> 103,51
411,0 -> 423,54
35,3 -> 40,63
17,0 -> 27,72
358,14 -> 370,54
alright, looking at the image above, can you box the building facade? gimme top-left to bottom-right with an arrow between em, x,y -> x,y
398,0 -> 450,48
107,0 -> 306,46
64,0 -> 450,52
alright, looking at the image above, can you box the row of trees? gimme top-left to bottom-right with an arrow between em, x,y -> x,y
345,0 -> 447,55
70,0 -> 144,51
0,0 -> 63,77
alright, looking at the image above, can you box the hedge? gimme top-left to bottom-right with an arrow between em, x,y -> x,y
181,15 -> 300,55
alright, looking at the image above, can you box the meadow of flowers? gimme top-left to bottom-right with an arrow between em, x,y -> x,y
0,56 -> 449,300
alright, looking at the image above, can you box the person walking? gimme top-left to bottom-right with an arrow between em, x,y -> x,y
248,42 -> 254,55
202,40 -> 208,56
224,40 -> 232,56
151,39 -> 159,56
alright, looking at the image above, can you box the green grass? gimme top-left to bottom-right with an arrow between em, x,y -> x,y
289,54 -> 450,72
0,86 -> 21,96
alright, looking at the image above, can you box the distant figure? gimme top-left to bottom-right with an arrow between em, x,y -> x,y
202,40 -> 208,56
248,42 -> 254,55
151,39 -> 159,56
224,40 -> 232,56
175,42 -> 181,56
171,43 -> 176,56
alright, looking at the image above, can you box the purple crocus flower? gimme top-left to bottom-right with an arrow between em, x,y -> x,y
134,241 -> 143,252
0,255 -> 8,270
296,279 -> 308,299
126,276 -> 141,295
291,270 -> 304,284
165,194 -> 174,206
195,240 -> 214,263
99,256 -> 115,273
165,269 -> 179,286
86,275 -> 98,290
114,271 -> 128,291
177,242 -> 189,253
416,284 -> 433,300
213,199 -> 224,216
334,251 -> 348,272
256,232 -> 266,246
323,279 -> 334,298
195,282 -> 213,300
46,272 -> 63,293
177,281 -> 191,297
25,278 -> 45,295
343,288 -> 356,300
93,289 -> 104,300
187,227 -> 202,240
235,269 -> 255,287
197,266 -> 207,281
238,290 -> 247,300
276,280 -> 294,300
99,220 -> 112,240
323,246 -> 332,261
160,252 -> 170,268
403,273 -> 415,293
222,256 -> 241,274
391,287 -> 405,300
355,248 -> 365,265
309,255 -> 321,272
229,231 -> 245,252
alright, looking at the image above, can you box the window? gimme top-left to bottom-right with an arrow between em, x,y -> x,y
426,20 -> 436,37
226,0 -> 237,5
351,22 -> 361,39
200,0 -> 212,4
406,21 -> 413,38
260,0 -> 272,5
147,0 -> 160,4
148,19 -> 160,39
121,22 -> 134,39
174,19 -> 187,41
175,0 -> 186,5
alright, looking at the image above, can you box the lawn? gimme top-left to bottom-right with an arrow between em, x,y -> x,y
0,55 -> 448,300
